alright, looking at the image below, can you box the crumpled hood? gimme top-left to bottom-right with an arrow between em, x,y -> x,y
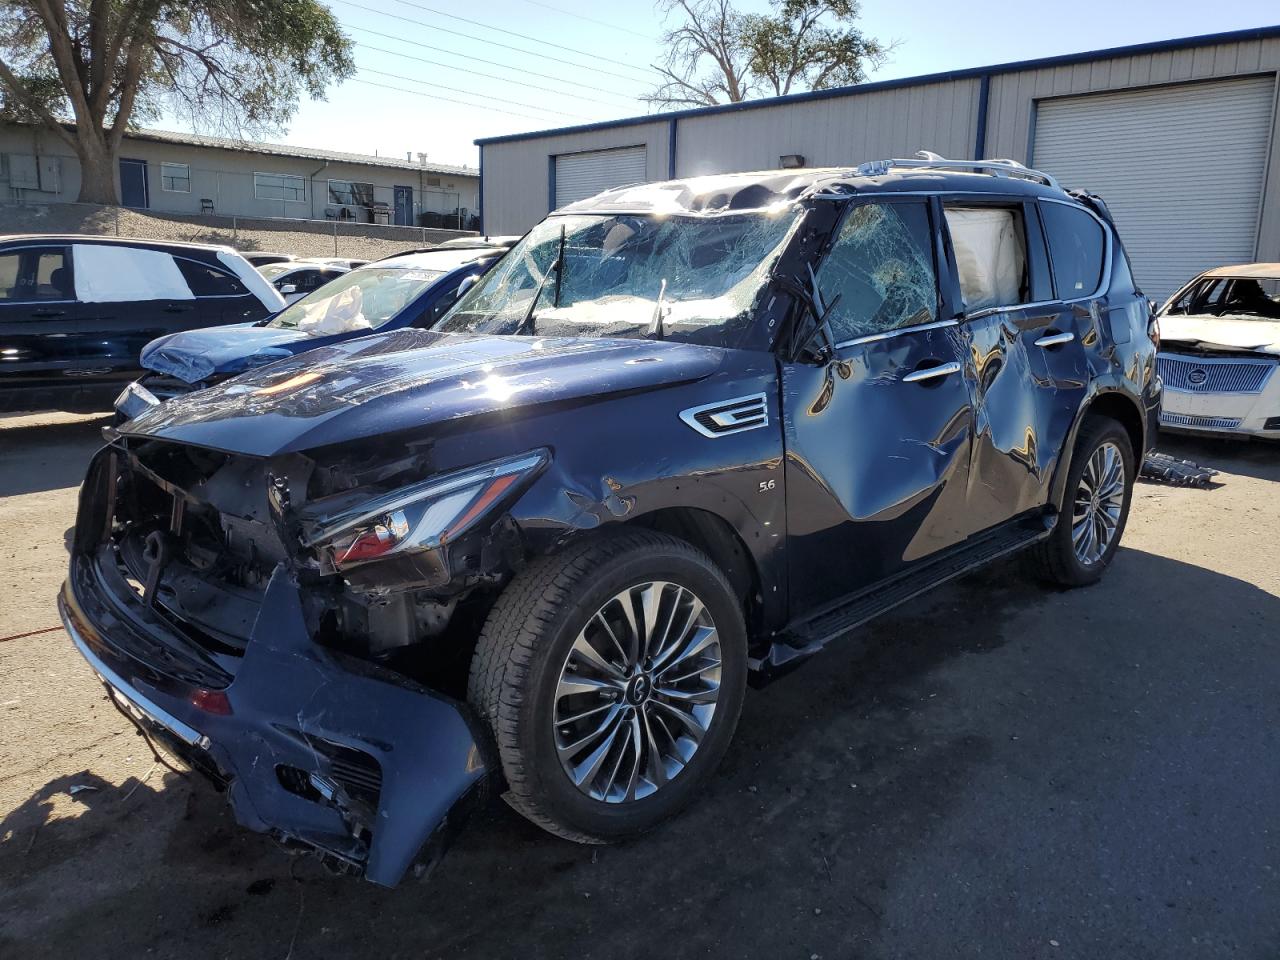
1160,314 -> 1280,356
141,324 -> 317,383
122,328 -> 725,456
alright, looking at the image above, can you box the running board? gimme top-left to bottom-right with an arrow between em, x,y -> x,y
750,516 -> 1054,680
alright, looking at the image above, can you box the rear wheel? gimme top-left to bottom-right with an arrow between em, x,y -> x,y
468,530 -> 747,843
1030,416 -> 1134,587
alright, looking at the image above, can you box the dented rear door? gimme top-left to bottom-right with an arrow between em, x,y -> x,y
781,198 -> 974,615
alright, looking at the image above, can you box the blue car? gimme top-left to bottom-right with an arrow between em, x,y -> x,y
114,241 -> 512,420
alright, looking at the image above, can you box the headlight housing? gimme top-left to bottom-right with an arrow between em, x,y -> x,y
301,449 -> 549,570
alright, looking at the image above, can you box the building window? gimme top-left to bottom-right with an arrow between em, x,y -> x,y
328,179 -> 374,208
254,172 -> 306,202
160,162 -> 190,193
426,176 -> 441,187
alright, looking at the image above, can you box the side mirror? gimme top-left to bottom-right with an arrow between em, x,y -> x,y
456,274 -> 480,298
280,283 -> 298,295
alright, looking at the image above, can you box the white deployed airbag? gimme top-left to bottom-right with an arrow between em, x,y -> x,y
945,208 -> 1025,312
73,244 -> 194,302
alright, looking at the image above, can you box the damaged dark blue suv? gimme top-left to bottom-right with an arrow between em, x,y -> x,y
59,154 -> 1160,886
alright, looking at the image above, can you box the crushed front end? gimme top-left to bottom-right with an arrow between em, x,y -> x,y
59,436 -> 514,886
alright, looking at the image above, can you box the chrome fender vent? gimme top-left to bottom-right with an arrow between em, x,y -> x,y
680,393 -> 769,437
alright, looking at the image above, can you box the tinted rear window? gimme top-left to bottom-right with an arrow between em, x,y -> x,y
1041,202 -> 1106,299
176,258 -> 249,297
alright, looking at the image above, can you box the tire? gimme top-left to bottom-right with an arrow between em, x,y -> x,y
1029,415 -> 1135,587
467,529 -> 748,843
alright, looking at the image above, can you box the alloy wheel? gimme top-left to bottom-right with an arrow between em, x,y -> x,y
1071,440 -> 1126,566
553,581 -> 722,803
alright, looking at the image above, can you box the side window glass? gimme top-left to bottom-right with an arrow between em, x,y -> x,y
1040,202 -> 1106,299
176,258 -> 249,297
0,251 -> 23,300
816,201 -> 937,342
944,205 -> 1029,312
33,249 -> 73,300
0,248 -> 72,301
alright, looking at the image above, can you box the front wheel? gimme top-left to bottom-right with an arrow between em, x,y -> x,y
467,530 -> 747,843
1030,416 -> 1135,587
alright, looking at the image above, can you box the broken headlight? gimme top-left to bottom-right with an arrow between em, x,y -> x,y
302,449 -> 549,570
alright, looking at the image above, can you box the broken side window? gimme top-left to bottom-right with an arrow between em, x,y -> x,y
815,200 -> 938,343
944,205 -> 1028,312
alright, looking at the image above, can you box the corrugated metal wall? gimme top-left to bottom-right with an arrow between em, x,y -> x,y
480,34 -> 1280,261
673,79 -> 981,178
482,121 -> 670,234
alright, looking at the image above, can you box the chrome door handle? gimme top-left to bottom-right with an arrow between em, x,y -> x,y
903,360 -> 961,383
1034,331 -> 1075,348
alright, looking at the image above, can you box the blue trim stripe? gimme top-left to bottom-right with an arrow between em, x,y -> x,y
475,24 -> 1280,146
974,74 -> 991,160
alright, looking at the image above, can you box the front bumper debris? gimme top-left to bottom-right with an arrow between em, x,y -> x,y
61,560 -> 491,887
113,380 -> 160,422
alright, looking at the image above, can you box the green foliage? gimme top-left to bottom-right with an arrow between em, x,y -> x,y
0,0 -> 354,200
649,0 -> 887,108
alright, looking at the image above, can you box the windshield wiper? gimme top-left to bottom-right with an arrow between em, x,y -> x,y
647,277 -> 668,340
515,224 -> 565,336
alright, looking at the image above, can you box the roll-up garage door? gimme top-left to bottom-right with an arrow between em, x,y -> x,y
554,145 -> 647,209
1032,76 -> 1274,301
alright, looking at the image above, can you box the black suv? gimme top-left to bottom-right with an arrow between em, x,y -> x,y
60,155 -> 1160,886
0,235 -> 283,412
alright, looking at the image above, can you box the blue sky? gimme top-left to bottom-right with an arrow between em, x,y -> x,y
160,0 -> 1276,168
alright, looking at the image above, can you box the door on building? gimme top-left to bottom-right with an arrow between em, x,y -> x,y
554,145 -> 647,210
1031,75 -> 1275,301
119,158 -> 149,209
394,185 -> 414,226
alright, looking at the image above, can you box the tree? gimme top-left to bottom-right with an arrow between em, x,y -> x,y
0,0 -> 354,204
647,0 -> 887,109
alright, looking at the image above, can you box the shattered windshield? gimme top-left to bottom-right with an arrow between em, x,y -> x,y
267,266 -> 446,336
1169,277 -> 1280,320
434,209 -> 803,347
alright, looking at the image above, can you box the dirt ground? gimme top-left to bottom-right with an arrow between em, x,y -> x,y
1,412 -> 1277,959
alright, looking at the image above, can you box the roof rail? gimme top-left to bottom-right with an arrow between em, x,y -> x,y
854,151 -> 1061,189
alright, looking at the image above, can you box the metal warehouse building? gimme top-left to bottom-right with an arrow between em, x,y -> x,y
477,25 -> 1280,299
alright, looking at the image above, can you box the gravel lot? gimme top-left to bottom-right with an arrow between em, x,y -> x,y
0,201 -> 476,262
0,413 -> 1277,959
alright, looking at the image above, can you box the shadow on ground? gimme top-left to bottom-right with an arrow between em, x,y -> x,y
4,545 -> 1279,959
0,415 -> 110,497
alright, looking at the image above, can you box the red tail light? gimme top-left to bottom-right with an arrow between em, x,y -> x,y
190,689 -> 232,715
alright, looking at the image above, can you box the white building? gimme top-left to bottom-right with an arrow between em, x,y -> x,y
0,124 -> 480,229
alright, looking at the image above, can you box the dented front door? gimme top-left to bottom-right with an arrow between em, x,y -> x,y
780,198 -> 974,615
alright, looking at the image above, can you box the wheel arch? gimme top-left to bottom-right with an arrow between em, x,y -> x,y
623,506 -> 767,646
1049,388 -> 1146,509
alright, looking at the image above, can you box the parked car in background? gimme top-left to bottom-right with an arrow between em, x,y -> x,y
310,257 -> 369,270
242,252 -> 296,267
0,235 -> 285,413
114,242 -> 510,419
258,260 -> 351,304
67,156 -> 1159,886
1156,263 -> 1280,439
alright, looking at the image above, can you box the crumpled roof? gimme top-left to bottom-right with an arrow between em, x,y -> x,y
554,168 -> 851,217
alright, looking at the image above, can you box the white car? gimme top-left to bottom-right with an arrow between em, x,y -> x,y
258,260 -> 351,304
1157,263 -> 1280,439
